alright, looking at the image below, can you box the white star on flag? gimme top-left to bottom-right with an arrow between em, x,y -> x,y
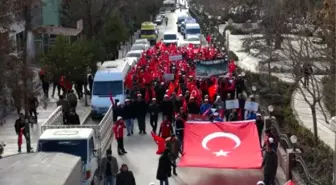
213,149 -> 230,156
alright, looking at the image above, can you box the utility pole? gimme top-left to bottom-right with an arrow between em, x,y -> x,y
22,4 -> 33,153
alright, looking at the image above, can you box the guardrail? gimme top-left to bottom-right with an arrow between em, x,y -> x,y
40,106 -> 63,132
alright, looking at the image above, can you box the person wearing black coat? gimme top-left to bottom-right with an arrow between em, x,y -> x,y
156,149 -> 172,185
262,143 -> 278,185
256,113 -> 264,145
135,94 -> 147,134
160,95 -> 174,122
174,95 -> 183,113
148,98 -> 160,133
187,97 -> 199,114
235,75 -> 245,95
116,164 -> 136,185
123,99 -> 135,136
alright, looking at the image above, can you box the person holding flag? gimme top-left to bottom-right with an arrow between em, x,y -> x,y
200,99 -> 212,116
158,116 -> 173,139
113,116 -> 127,155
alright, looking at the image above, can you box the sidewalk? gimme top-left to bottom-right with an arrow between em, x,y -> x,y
0,98 -> 90,157
292,77 -> 334,150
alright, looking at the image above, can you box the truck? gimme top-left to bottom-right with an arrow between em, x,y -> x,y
0,152 -> 82,185
38,105 -> 114,185
140,22 -> 157,45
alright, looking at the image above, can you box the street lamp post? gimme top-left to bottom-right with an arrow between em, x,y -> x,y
330,116 -> 336,185
265,105 -> 274,129
290,135 -> 298,151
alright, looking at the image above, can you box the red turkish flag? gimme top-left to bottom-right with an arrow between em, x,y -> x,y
179,120 -> 262,169
151,132 -> 166,155
284,180 -> 295,185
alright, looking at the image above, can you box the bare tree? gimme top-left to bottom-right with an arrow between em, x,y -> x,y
316,0 -> 336,117
60,0 -> 122,38
281,0 -> 332,145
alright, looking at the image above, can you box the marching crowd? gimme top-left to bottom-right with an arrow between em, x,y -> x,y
108,42 -> 279,185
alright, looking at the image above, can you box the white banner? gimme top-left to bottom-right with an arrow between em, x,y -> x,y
169,55 -> 183,61
225,99 -> 239,109
244,101 -> 259,112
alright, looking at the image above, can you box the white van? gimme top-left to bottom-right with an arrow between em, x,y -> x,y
163,31 -> 179,45
91,59 -> 130,117
38,128 -> 97,185
185,23 -> 201,38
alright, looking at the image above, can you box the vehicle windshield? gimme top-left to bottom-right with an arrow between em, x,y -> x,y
141,30 -> 155,35
186,28 -> 201,34
187,37 -> 200,41
155,16 -> 162,20
164,34 -> 177,40
93,81 -> 123,96
177,16 -> 188,24
126,52 -> 141,58
135,40 -> 147,44
131,45 -> 145,51
38,139 -> 88,162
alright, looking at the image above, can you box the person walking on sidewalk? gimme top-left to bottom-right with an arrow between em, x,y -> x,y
101,149 -> 119,185
14,114 -> 25,153
148,98 -> 159,134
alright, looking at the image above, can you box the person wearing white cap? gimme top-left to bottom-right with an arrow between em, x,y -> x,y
123,99 -> 134,136
113,116 -> 127,155
148,98 -> 160,133
161,95 -> 174,122
200,99 -> 212,116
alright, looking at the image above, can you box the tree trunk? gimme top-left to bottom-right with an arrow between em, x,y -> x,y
311,105 -> 319,145
23,5 -> 32,153
86,2 -> 93,38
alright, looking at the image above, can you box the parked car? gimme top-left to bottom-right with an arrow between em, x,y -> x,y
163,31 -> 179,46
130,44 -> 148,51
182,35 -> 201,47
154,15 -> 164,25
134,39 -> 150,46
125,50 -> 143,60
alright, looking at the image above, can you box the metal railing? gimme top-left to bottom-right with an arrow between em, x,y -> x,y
40,106 -> 63,132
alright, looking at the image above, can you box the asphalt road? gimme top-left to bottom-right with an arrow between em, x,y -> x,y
109,5 -> 264,185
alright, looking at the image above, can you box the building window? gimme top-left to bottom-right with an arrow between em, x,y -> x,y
16,31 -> 24,53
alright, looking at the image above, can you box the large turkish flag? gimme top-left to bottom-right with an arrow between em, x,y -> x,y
178,120 -> 262,169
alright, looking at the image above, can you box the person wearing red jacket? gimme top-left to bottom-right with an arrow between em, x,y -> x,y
113,116 -> 127,155
158,116 -> 173,139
